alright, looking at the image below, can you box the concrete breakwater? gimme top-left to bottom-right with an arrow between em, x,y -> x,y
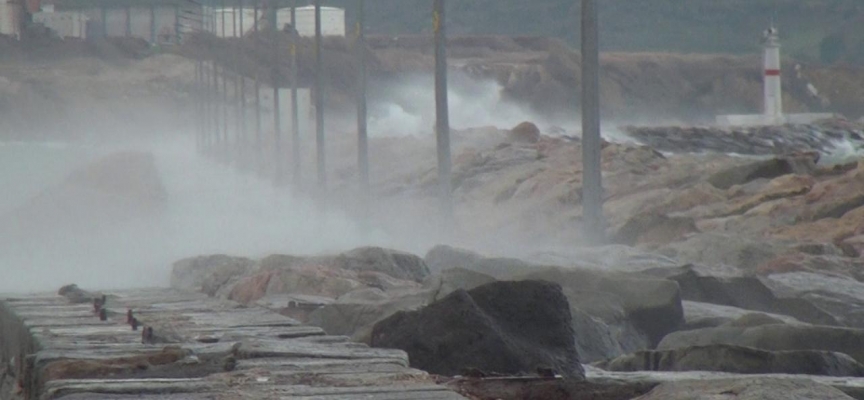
0,287 -> 464,400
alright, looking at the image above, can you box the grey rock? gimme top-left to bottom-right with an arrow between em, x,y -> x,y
519,267 -> 683,347
633,377 -> 856,400
682,301 -> 803,331
424,245 -> 483,274
170,255 -> 254,296
336,247 -> 431,283
658,324 -> 864,365
601,344 -> 864,377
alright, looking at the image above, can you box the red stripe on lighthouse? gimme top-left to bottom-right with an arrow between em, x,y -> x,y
765,69 -> 781,76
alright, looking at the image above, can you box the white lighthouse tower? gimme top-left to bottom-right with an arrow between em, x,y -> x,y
762,25 -> 782,123
716,24 -> 835,126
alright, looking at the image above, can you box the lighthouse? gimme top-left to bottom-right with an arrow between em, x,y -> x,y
763,26 -> 782,123
715,24 -> 835,126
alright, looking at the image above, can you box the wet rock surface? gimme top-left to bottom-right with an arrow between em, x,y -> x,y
632,377 -> 857,400
624,121 -> 864,157
0,287 -> 465,400
370,280 -> 584,379
599,344 -> 864,377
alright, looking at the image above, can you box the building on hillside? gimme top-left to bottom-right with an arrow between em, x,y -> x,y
0,0 -> 22,38
199,5 -> 345,38
280,6 -> 344,37
32,1 -> 88,39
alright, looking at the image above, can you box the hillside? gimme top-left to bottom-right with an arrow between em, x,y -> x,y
309,0 -> 862,64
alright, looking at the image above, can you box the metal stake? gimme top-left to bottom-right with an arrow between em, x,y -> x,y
314,0 -> 326,193
433,0 -> 453,224
580,0 -> 605,244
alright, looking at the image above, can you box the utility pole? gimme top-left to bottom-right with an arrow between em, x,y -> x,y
290,0 -> 301,187
270,0 -> 283,185
314,0 -> 326,193
356,0 -> 369,208
194,60 -> 200,151
253,3 -> 262,170
221,0 -> 229,160
238,0 -> 246,161
210,1 -> 221,156
433,0 -> 453,224
149,5 -> 156,43
233,3 -> 240,162
580,0 -> 605,244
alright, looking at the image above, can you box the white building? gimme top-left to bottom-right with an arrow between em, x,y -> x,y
279,6 -> 344,37
203,7 -> 257,37
201,6 -> 345,38
33,10 -> 88,39
0,1 -> 21,38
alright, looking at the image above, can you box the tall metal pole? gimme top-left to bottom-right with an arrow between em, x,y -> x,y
253,3 -> 262,170
356,0 -> 369,209
271,0 -> 283,185
290,0 -> 300,187
433,0 -> 453,223
100,7 -> 107,37
194,60 -> 200,151
238,0 -> 247,160
213,59 -> 221,153
125,6 -> 131,37
221,0 -> 229,160
149,5 -> 156,43
581,0 -> 605,244
204,60 -> 211,153
232,3 -> 240,162
314,0 -> 326,192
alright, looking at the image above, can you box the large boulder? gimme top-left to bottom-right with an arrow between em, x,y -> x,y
764,272 -> 864,328
706,156 -> 816,190
610,213 -> 699,248
306,289 -> 433,344
508,121 -> 541,144
633,378 -> 856,400
519,267 -> 684,347
600,344 -> 864,377
371,280 -> 584,379
658,324 -> 864,365
650,265 -> 840,327
682,301 -> 803,331
658,233 -> 791,271
424,245 -> 483,274
421,267 -> 497,302
334,247 -> 431,282
170,255 -> 254,295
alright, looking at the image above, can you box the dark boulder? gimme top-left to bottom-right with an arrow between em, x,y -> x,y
371,280 -> 584,379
